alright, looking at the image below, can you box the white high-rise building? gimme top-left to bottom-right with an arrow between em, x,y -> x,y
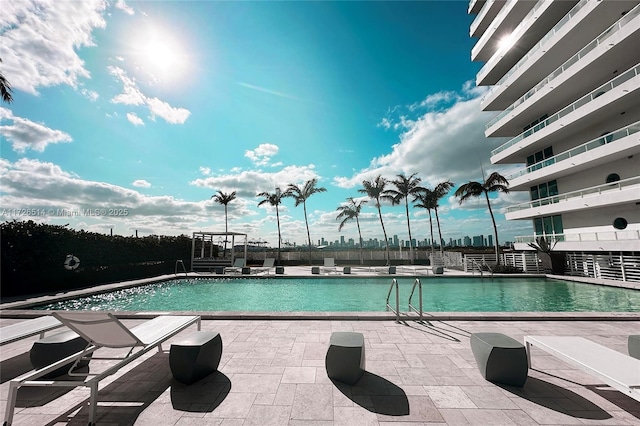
469,0 -> 640,276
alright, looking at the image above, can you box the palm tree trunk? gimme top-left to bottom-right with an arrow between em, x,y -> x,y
428,210 -> 435,257
435,207 -> 444,256
223,205 -> 228,258
404,199 -> 414,264
276,206 -> 282,265
377,205 -> 390,265
484,191 -> 501,265
356,218 -> 364,265
303,202 -> 312,266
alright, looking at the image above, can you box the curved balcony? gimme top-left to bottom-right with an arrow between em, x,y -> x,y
507,122 -> 640,183
486,4 -> 640,135
481,0 -> 591,111
491,65 -> 640,159
505,176 -> 640,216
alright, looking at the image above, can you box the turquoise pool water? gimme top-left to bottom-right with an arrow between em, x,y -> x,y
34,277 -> 640,312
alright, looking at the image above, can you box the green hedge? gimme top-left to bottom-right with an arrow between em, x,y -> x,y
1,220 -> 192,297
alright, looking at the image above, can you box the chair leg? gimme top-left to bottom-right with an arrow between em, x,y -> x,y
3,381 -> 18,425
88,381 -> 99,426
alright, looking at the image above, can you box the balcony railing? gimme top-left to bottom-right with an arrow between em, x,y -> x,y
481,0 -> 590,107
515,231 -> 640,244
486,3 -> 640,134
478,0 -> 582,89
492,64 -> 640,158
507,121 -> 640,180
470,0 -> 493,35
472,0 -> 516,59
505,176 -> 640,213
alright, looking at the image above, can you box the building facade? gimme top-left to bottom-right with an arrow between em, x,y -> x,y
469,0 -> 640,279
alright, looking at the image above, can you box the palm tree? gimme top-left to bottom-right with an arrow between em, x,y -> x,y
432,180 -> 455,255
413,188 -> 437,256
359,175 -> 393,265
0,58 -> 13,104
336,197 -> 367,265
212,190 -> 236,257
454,172 -> 509,265
257,187 -> 286,265
386,173 -> 422,263
285,178 -> 327,265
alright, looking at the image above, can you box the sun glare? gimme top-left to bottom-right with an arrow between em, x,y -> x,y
132,24 -> 188,83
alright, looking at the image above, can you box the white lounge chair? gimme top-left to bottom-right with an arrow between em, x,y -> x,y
0,316 -> 63,346
224,258 -> 246,274
322,258 -> 338,274
4,312 -> 200,426
524,335 -> 640,402
253,258 -> 275,275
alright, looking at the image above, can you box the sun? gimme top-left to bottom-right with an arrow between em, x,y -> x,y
132,24 -> 188,82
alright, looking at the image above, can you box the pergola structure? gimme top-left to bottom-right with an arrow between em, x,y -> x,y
191,231 -> 248,271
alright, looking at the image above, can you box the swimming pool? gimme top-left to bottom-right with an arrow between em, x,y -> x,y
34,277 -> 640,312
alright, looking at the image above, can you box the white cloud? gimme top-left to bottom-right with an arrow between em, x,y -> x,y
244,143 -> 280,166
0,108 -> 72,152
108,66 -> 190,124
0,0 -> 107,95
126,112 -> 144,126
146,97 -> 191,124
115,0 -> 135,15
190,164 -> 321,198
132,179 -> 151,188
80,88 -> 99,102
199,166 -> 211,176
334,83 -> 513,191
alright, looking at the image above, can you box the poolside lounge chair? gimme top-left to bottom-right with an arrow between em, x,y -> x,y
252,258 -> 275,275
4,312 -> 200,426
524,335 -> 640,402
322,258 -> 339,274
0,316 -> 63,346
224,258 -> 246,274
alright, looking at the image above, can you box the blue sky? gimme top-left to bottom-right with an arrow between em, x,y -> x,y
0,0 -> 532,247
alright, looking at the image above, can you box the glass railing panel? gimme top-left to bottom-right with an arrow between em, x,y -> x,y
505,121 -> 640,180
491,64 -> 640,157
481,0 -> 591,104
506,176 -> 640,213
486,3 -> 640,132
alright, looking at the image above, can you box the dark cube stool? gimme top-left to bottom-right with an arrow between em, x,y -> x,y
388,266 -> 396,274
326,332 -> 365,385
470,333 -> 528,387
343,266 -> 351,274
275,266 -> 285,274
629,335 -> 640,359
241,267 -> 251,274
30,330 -> 90,378
312,266 -> 320,274
170,331 -> 222,385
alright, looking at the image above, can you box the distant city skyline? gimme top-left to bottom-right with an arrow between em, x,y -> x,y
1,1 -> 533,248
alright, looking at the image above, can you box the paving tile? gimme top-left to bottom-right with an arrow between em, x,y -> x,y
282,366 -> 316,384
290,383 -> 333,421
228,373 -> 281,393
243,404 -> 292,426
424,386 -> 477,409
333,406 -> 379,425
375,394 -> 444,423
459,408 -> 519,425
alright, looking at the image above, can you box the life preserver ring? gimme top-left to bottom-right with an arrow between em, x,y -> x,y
64,255 -> 80,270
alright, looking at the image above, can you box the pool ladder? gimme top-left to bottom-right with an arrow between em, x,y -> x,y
385,278 -> 423,323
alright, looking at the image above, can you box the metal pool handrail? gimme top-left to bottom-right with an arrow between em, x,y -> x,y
408,278 -> 423,322
385,278 -> 400,323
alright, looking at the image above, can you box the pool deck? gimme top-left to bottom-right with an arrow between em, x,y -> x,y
1,268 -> 639,424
